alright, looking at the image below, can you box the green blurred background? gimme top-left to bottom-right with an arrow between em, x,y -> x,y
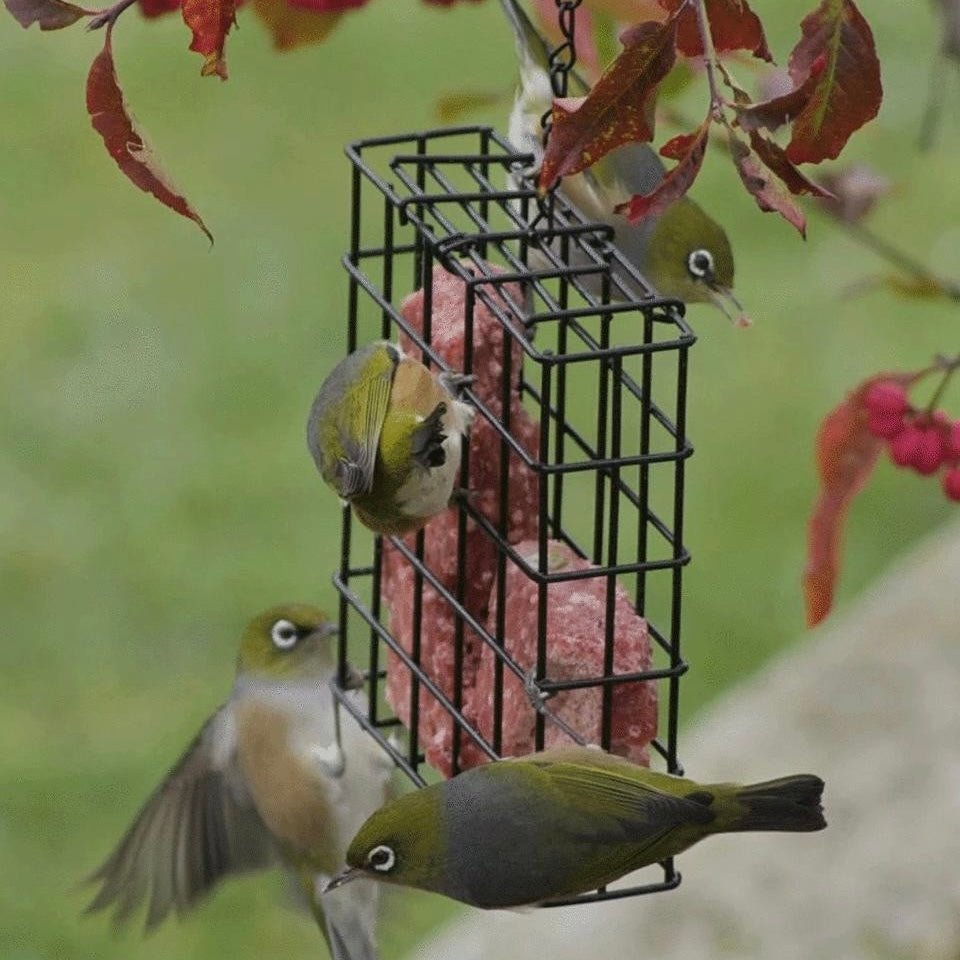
2,1 -> 958,957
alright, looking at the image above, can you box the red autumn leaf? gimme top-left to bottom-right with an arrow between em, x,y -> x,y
251,0 -> 343,48
784,0 -> 882,164
804,371 -> 920,627
182,0 -> 237,79
733,54 -> 827,133
4,0 -> 91,29
658,0 -> 772,62
727,128 -> 807,235
816,163 -> 891,223
86,26 -> 213,243
748,131 -> 833,199
138,0 -> 180,17
539,17 -> 677,192
613,114 -> 709,222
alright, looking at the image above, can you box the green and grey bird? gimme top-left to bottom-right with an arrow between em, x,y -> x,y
327,746 -> 825,908
500,0 -> 741,317
87,604 -> 392,960
307,341 -> 475,536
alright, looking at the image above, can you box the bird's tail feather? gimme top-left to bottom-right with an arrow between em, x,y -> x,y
722,775 -> 826,833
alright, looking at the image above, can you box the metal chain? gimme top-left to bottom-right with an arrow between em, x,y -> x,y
536,0 -> 582,213
548,0 -> 583,98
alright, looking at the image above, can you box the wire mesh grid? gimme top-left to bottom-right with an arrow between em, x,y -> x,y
330,125 -> 695,904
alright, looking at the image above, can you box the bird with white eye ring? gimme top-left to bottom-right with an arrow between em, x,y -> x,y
366,846 -> 396,873
326,746 -> 826,910
87,603 -> 393,960
687,249 -> 716,283
499,0 -> 746,322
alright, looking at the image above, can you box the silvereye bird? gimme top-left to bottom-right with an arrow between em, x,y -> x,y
327,745 -> 825,909
307,341 -> 475,536
87,604 -> 392,960
499,0 -> 741,317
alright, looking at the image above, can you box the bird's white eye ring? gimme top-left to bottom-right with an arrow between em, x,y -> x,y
687,248 -> 715,281
270,619 -> 299,650
367,845 -> 396,873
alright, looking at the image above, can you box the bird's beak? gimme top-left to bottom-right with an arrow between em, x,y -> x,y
323,867 -> 363,894
313,621 -> 339,640
707,284 -> 752,327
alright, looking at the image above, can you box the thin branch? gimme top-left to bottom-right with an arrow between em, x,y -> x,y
690,0 -> 726,120
87,0 -> 137,31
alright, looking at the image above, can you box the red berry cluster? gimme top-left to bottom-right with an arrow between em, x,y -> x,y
865,380 -> 960,501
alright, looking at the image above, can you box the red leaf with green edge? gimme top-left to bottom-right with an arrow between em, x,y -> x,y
748,131 -> 834,198
4,0 -> 92,30
86,26 -> 213,243
182,0 -> 237,79
728,128 -> 807,235
733,54 -> 827,133
784,0 -> 882,164
539,17 -> 677,192
658,0 -> 772,62
613,114 -> 709,222
251,0 -> 343,49
804,371 -> 921,627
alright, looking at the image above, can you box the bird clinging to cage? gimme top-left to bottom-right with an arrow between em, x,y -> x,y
307,340 -> 475,536
498,0 -> 742,318
326,745 -> 826,908
87,604 -> 391,960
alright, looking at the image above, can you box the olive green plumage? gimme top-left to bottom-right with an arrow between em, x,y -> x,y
500,0 -> 740,316
306,341 -> 475,535
87,604 -> 391,960
330,746 -> 825,909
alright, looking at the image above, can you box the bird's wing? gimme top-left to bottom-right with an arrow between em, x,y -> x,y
533,754 -> 714,847
86,706 -> 277,930
320,879 -> 381,960
336,349 -> 396,498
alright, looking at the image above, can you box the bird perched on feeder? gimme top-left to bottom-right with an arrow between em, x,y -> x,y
87,604 -> 392,960
307,341 -> 475,536
326,745 -> 826,909
499,0 -> 742,319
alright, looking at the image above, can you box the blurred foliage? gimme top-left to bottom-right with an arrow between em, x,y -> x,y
1,1 -> 958,958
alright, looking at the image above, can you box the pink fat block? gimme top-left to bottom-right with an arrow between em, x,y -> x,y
381,534 -> 488,776
383,263 -> 566,775
469,540 -> 657,766
398,264 -> 525,416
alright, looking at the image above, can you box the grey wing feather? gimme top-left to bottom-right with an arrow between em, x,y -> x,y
86,707 -> 276,930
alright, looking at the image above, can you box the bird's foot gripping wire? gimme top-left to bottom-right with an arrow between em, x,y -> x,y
522,669 -> 593,749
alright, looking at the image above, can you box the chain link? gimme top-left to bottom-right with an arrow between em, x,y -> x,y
537,0 -> 582,209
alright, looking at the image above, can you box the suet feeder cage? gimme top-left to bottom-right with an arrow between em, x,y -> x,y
331,125 -> 694,905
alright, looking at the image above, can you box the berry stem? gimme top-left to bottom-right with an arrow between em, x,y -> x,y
925,353 -> 960,414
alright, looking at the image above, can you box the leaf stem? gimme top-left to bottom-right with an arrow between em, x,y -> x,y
689,0 -> 725,120
87,0 -> 138,31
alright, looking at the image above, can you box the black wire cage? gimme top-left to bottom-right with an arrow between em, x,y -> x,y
330,125 -> 694,905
